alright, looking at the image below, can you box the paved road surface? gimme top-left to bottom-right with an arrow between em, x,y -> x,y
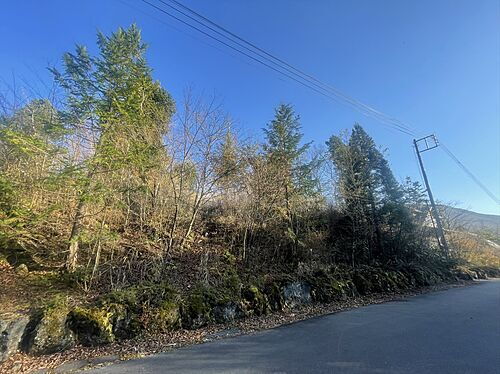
87,280 -> 500,374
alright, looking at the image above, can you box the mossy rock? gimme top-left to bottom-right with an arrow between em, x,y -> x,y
104,302 -> 142,340
4,248 -> 43,271
69,307 -> 114,346
452,267 -> 476,281
100,282 -> 177,310
181,291 -> 213,329
220,271 -> 241,299
145,300 -> 181,332
263,281 -> 284,312
180,279 -> 243,329
213,302 -> 244,323
157,300 -> 181,329
242,285 -> 269,316
25,296 -> 75,355
15,263 -> 29,275
100,289 -> 139,312
473,269 -> 487,280
98,282 -> 181,336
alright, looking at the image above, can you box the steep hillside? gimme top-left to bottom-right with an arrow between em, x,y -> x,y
439,206 -> 500,235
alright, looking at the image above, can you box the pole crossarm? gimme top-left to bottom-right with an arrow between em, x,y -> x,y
415,134 -> 439,153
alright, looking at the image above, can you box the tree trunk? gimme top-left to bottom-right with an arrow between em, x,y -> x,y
66,197 -> 85,272
180,195 -> 203,249
167,202 -> 179,253
369,194 -> 383,258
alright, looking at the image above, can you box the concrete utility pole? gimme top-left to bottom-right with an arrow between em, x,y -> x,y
413,135 -> 449,255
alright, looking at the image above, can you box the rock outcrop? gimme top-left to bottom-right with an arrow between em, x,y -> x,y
24,298 -> 75,355
213,302 -> 242,323
68,307 -> 114,346
0,316 -> 29,362
282,281 -> 311,308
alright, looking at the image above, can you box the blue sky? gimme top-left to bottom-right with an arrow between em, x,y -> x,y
1,0 -> 499,214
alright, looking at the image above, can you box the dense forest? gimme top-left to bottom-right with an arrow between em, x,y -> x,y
0,26 -> 497,364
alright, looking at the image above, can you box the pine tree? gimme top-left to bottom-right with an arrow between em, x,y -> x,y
263,104 -> 317,256
51,25 -> 175,272
0,99 -> 63,250
327,124 -> 407,262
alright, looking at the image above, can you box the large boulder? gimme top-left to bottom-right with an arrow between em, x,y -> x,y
104,302 -> 141,339
263,282 -> 285,312
24,298 -> 76,355
242,285 -> 270,316
0,316 -> 29,362
68,307 -> 114,346
213,302 -> 243,323
181,292 -> 213,329
145,300 -> 181,332
99,281 -> 180,337
282,281 -> 311,308
181,284 -> 241,329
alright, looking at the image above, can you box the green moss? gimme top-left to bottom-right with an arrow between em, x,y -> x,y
104,302 -> 142,339
142,292 -> 181,332
135,282 -> 178,308
40,296 -> 70,337
263,281 -> 284,311
331,280 -> 353,298
69,306 -> 114,346
101,288 -> 139,310
26,295 -> 75,355
221,272 -> 241,299
242,285 -> 269,316
100,282 -> 178,310
150,300 -> 180,331
181,289 -> 213,329
180,278 -> 244,329
95,282 -> 182,336
222,250 -> 237,266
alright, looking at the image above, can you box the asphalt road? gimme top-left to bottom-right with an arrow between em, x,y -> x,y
87,280 -> 500,374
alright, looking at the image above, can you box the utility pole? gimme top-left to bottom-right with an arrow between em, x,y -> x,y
413,135 -> 449,255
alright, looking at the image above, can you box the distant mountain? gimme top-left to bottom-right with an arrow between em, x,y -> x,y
439,205 -> 500,235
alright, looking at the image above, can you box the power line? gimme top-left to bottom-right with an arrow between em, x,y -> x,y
159,0 -> 417,136
135,1 -> 497,206
439,142 -> 500,205
119,0 -> 296,86
139,0 -> 417,136
136,1 -> 352,108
